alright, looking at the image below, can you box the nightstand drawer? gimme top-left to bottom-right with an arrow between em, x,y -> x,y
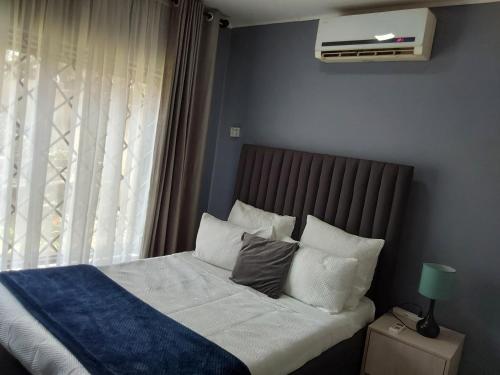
364,331 -> 446,375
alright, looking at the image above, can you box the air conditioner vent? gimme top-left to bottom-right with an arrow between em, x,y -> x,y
322,47 -> 415,59
315,9 -> 436,63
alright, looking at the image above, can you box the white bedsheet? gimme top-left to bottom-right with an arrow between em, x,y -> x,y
0,252 -> 374,375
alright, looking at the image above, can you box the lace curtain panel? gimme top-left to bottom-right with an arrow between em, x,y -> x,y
0,0 -> 169,270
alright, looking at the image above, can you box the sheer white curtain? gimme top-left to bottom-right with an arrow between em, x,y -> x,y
0,0 -> 169,270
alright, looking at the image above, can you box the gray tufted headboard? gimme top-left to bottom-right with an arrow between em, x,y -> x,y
233,144 -> 414,316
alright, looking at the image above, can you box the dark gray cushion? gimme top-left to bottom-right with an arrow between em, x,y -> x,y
230,232 -> 299,299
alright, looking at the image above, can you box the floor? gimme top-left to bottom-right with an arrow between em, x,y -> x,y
0,345 -> 30,375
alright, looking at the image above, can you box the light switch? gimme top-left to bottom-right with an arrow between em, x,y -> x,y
229,127 -> 240,138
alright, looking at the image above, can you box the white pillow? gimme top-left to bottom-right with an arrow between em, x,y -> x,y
228,200 -> 296,239
300,215 -> 384,309
284,246 -> 358,314
194,213 -> 273,270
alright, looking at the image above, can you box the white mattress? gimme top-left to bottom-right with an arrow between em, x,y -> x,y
0,252 -> 375,375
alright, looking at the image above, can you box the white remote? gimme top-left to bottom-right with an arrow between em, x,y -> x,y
392,307 -> 420,330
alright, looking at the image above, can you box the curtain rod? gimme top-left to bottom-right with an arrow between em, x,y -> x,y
169,0 -> 229,28
204,11 -> 229,28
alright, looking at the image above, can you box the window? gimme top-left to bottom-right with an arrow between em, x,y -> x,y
0,0 -> 169,270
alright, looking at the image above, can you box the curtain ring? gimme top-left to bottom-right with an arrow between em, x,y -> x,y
203,10 -> 229,28
204,11 -> 214,22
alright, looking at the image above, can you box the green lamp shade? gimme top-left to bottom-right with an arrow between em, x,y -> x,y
418,263 -> 456,300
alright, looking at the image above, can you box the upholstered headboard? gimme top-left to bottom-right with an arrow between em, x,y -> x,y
233,144 -> 414,315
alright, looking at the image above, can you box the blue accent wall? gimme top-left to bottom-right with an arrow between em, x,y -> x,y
199,28 -> 232,216
204,3 -> 500,374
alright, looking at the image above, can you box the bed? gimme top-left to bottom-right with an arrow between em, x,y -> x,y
0,144 -> 414,374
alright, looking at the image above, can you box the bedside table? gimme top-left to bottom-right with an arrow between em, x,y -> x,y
360,311 -> 465,375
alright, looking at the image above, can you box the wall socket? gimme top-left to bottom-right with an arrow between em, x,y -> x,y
229,127 -> 240,138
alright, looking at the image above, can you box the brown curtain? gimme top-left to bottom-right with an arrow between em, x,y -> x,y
143,0 -> 221,257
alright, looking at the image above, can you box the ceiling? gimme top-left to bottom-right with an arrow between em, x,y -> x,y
203,0 -> 498,27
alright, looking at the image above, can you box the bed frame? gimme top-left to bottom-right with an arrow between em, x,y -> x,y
1,143 -> 413,375
233,144 -> 414,374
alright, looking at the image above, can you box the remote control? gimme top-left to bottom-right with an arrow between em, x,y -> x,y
389,322 -> 406,335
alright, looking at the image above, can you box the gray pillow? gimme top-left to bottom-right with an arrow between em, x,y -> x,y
230,232 -> 299,299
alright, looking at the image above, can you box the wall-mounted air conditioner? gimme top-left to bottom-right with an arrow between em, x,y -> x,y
315,8 -> 436,63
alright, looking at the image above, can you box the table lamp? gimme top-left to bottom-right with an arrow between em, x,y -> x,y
416,263 -> 456,338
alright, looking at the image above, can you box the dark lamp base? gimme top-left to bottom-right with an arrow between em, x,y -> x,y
417,299 -> 440,338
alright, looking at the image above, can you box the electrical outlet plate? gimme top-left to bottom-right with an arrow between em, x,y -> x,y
229,127 -> 240,138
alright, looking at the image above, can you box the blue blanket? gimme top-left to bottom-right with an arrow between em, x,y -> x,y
0,265 -> 250,375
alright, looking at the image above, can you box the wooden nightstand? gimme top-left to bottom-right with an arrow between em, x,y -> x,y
361,311 -> 465,375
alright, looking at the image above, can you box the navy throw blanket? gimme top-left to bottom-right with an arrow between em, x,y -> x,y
0,265 -> 250,375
